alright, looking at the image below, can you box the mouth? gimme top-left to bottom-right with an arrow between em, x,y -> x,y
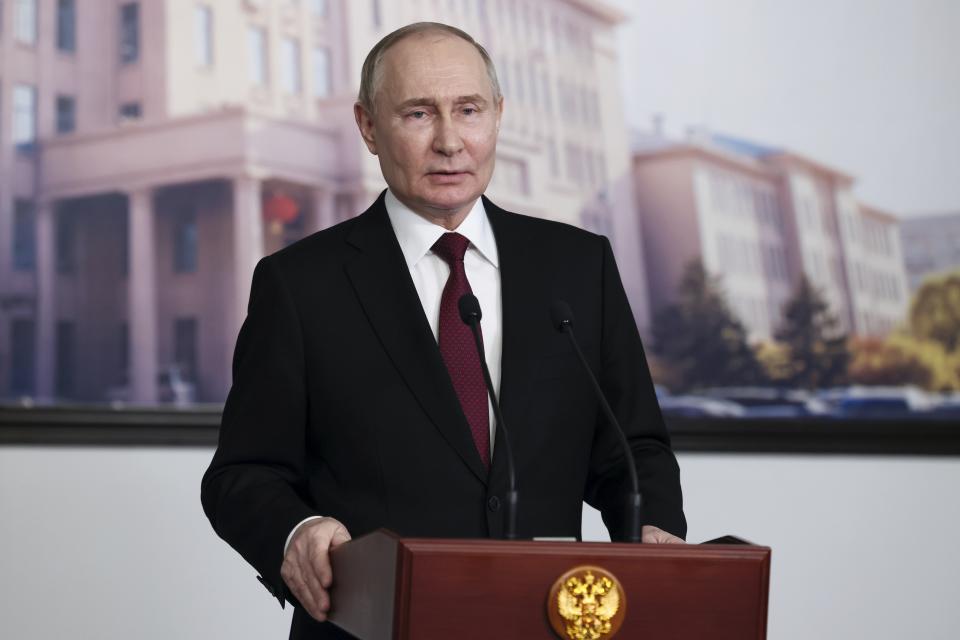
426,170 -> 471,184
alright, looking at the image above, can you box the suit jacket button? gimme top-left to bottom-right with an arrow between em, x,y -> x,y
488,496 -> 501,512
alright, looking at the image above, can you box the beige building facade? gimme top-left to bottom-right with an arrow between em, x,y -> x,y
0,0 -> 643,403
633,132 -> 909,342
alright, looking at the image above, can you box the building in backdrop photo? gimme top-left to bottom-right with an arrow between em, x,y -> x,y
1,1 -> 958,639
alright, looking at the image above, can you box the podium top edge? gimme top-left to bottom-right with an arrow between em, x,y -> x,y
352,530 -> 770,557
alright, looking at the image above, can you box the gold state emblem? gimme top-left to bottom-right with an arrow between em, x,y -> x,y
547,566 -> 626,640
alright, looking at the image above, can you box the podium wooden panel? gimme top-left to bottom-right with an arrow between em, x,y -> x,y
329,529 -> 770,640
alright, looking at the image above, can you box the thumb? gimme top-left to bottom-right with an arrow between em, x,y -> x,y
330,524 -> 352,547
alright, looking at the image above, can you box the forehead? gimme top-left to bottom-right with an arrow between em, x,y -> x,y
379,33 -> 492,103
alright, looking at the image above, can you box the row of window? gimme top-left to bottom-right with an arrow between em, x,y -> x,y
563,142 -> 607,189
5,83 -> 142,151
490,55 -> 601,131
852,261 -> 902,302
4,0 -> 140,64
6,316 -> 198,397
716,234 -> 790,283
439,0 -> 596,63
846,214 -> 895,257
5,0 -> 75,51
247,27 -> 332,97
804,248 -> 845,291
797,195 -> 834,235
709,171 -> 784,231
9,202 -> 196,276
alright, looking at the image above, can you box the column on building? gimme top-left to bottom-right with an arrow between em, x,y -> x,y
34,199 -> 56,400
230,175 -> 265,351
310,186 -> 338,233
127,187 -> 159,404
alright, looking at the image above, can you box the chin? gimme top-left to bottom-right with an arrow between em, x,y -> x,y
421,188 -> 480,212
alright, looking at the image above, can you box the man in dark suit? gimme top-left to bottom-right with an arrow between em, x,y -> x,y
201,22 -> 684,639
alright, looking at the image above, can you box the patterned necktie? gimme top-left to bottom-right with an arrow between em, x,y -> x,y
431,232 -> 491,468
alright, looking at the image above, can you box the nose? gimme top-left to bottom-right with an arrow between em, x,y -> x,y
432,114 -> 464,157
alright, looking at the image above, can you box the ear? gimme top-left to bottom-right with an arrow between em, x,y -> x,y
354,102 -> 378,155
494,96 -> 504,132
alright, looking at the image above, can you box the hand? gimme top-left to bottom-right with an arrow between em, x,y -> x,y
280,517 -> 352,622
642,525 -> 685,544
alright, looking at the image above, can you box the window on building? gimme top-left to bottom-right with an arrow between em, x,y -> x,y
56,321 -> 77,397
173,210 -> 198,273
528,65 -> 539,109
195,4 -> 214,67
174,317 -> 198,382
57,0 -> 77,51
10,319 -> 36,396
120,3 -> 140,64
13,200 -> 36,271
310,0 -> 327,17
565,143 -> 581,184
513,59 -> 524,103
119,102 -> 142,121
540,71 -> 552,114
119,210 -> 129,276
312,46 -> 331,98
281,38 -> 302,94
14,0 -> 37,44
247,26 -> 268,86
56,212 -> 77,274
547,139 -> 559,177
497,157 -> 529,195
499,55 -> 510,98
371,0 -> 381,28
13,84 -> 37,153
56,95 -> 76,134
584,150 -> 595,186
118,323 -> 129,384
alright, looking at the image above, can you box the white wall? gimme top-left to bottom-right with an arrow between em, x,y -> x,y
1,447 -> 958,639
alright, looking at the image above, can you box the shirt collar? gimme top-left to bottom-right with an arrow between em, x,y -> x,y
384,189 -> 500,270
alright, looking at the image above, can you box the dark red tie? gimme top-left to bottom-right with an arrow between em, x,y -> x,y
432,232 -> 490,468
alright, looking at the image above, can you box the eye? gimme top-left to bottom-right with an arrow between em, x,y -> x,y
461,106 -> 478,116
408,110 -> 428,120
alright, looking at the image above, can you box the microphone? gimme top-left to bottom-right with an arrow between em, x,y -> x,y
458,294 -> 519,540
549,300 -> 643,543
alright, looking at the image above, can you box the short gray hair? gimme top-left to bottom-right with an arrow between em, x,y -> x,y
357,22 -> 502,114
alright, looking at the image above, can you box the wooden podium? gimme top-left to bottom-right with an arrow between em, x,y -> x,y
329,530 -> 770,639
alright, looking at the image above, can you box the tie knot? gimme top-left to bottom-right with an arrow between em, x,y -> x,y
431,232 -> 471,265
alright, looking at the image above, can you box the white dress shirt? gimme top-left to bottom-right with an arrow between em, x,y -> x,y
284,190 -> 503,554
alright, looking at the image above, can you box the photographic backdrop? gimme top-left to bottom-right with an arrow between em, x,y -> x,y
1,0 -> 957,422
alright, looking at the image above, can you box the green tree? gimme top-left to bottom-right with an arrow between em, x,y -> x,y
651,260 -> 765,391
774,276 -> 849,389
910,270 -> 960,352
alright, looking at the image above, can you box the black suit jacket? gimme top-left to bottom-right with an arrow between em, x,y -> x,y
201,193 -> 684,639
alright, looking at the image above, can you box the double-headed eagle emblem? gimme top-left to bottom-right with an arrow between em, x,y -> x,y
548,567 -> 625,640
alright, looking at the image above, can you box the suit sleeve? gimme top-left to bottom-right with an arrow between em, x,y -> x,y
583,236 -> 687,540
200,256 -> 318,605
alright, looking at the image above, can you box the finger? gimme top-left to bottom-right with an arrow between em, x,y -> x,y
284,554 -> 329,617
330,524 -> 352,547
311,542 -> 335,589
301,560 -> 330,611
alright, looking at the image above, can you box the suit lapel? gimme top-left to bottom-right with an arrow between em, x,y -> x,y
344,195 -> 489,485
484,199 -> 541,470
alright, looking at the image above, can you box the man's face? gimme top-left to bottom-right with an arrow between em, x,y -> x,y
355,33 -> 503,227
